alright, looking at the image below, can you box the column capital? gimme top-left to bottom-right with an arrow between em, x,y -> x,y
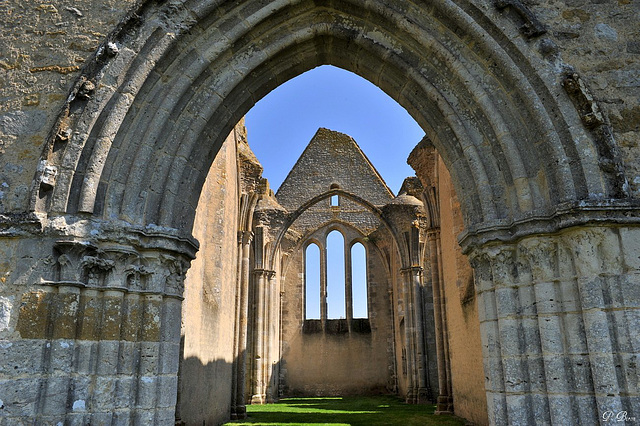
238,230 -> 254,245
400,266 -> 424,276
252,268 -> 276,279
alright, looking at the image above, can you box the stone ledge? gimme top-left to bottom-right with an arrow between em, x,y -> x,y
459,199 -> 640,253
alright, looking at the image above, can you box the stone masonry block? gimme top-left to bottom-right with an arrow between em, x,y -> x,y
74,340 -> 97,374
49,340 -> 75,373
533,281 -> 561,314
138,342 -> 160,375
505,393 -> 534,426
92,376 -> 117,411
611,309 -> 640,353
136,376 -> 158,409
0,340 -> 46,376
582,310 -> 614,353
525,355 -> 546,392
477,290 -> 497,322
497,317 -> 522,356
0,378 -> 42,417
69,375 -> 91,409
155,407 -> 177,425
132,409 -> 156,425
529,393 -> 552,425
558,279 -> 581,313
486,391 -> 508,426
547,394 -> 577,426
542,354 -> 572,393
568,354 -> 594,392
595,394 -> 624,422
480,319 -> 500,354
160,299 -> 182,342
88,412 -> 114,425
156,375 -> 178,408
96,340 -> 120,375
41,376 -> 70,415
158,342 -> 180,374
483,355 -> 505,391
619,227 -> 640,271
578,277 -> 607,310
620,274 -> 640,309
114,376 -> 134,409
118,341 -> 138,374
574,395 -> 599,425
521,317 -> 542,355
589,352 -> 621,395
495,286 -> 519,317
517,284 -> 537,316
538,315 -> 565,354
502,357 -> 529,393
112,410 -> 133,426
621,354 -> 640,395
563,313 -> 589,354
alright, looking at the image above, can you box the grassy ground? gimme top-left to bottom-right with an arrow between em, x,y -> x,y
223,395 -> 466,426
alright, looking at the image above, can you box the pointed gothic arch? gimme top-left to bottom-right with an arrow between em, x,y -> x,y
34,0 -> 627,243
2,1 -> 638,425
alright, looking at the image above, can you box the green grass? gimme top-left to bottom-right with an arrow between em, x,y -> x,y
223,395 -> 466,426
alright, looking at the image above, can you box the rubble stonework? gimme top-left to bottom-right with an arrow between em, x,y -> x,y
0,0 -> 639,424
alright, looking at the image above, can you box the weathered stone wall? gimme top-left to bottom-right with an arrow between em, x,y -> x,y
0,0 -> 137,212
1,0 -> 640,424
438,158 -> 488,425
280,238 -> 394,396
528,0 -> 640,196
178,128 -> 240,425
0,225 -> 194,423
472,225 -> 640,425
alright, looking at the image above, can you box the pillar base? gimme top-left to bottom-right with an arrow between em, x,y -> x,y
231,405 -> 247,420
405,389 -> 417,404
417,388 -> 432,404
435,396 -> 453,414
251,394 -> 266,405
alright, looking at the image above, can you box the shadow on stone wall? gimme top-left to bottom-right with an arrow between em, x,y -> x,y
177,356 -> 234,426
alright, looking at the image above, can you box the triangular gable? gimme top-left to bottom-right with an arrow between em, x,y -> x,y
276,128 -> 394,210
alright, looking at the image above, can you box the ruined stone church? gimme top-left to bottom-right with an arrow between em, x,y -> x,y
1,0 -> 639,425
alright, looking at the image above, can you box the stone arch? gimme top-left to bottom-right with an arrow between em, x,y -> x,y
34,0 -> 624,243
5,1 -> 638,425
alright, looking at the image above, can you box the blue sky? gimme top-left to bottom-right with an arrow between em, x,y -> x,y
245,65 -> 425,195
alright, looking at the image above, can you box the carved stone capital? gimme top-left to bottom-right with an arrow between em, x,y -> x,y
562,227 -> 623,277
238,230 -> 254,246
519,237 -> 558,282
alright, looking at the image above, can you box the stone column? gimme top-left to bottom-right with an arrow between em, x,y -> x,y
345,242 -> 353,333
403,266 -> 430,403
1,225 -> 195,424
265,271 -> 280,403
401,266 -> 417,403
427,228 -> 453,414
250,268 -> 275,405
231,230 -> 253,419
471,226 -> 640,426
320,243 -> 328,329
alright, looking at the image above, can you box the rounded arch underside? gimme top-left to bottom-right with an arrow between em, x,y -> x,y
38,0 -> 615,245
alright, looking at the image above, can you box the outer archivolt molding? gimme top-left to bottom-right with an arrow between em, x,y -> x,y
33,0 -> 632,250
